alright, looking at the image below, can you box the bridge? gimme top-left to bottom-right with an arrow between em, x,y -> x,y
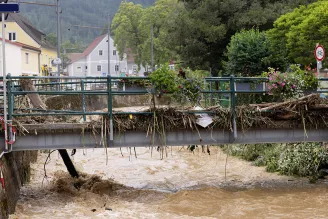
0,75 -> 328,154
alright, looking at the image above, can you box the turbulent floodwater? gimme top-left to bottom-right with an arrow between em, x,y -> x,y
9,147 -> 328,219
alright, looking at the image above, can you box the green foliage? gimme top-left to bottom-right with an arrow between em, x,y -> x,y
298,65 -> 319,90
224,142 -> 328,179
266,1 -> 328,69
175,75 -> 203,105
150,64 -> 179,94
224,29 -> 270,76
263,65 -> 319,100
112,0 -> 179,69
278,143 -> 328,177
149,65 -> 205,105
263,67 -> 301,100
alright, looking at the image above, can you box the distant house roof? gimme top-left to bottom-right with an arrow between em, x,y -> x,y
67,53 -> 83,62
68,35 -> 107,63
0,38 -> 41,52
7,14 -> 55,50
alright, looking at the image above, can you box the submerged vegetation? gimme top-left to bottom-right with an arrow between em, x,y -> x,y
222,143 -> 328,181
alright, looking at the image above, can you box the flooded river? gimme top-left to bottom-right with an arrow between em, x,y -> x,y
9,147 -> 328,219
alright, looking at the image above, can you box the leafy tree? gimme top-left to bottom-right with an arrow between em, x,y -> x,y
166,0 -> 318,74
46,33 -> 57,47
112,0 -> 180,69
267,1 -> 328,69
112,2 -> 146,68
224,29 -> 270,76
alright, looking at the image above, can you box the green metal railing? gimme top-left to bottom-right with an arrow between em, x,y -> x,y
1,74 -> 328,143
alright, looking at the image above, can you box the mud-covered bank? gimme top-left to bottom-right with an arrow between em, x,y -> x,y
0,151 -> 37,219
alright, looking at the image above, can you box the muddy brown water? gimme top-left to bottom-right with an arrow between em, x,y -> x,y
9,147 -> 328,219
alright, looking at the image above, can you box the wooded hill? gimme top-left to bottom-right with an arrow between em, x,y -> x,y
20,0 -> 155,45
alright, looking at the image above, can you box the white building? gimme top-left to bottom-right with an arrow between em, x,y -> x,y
67,35 -> 127,77
0,39 -> 22,77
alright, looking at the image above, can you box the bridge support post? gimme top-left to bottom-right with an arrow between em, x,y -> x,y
58,149 -> 79,178
230,75 -> 237,142
107,75 -> 113,142
81,79 -> 86,122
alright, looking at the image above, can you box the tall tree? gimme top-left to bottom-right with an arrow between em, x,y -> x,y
112,2 -> 146,68
224,29 -> 270,76
267,1 -> 328,69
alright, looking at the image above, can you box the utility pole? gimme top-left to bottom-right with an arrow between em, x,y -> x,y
1,12 -> 7,151
151,25 -> 154,72
107,14 -> 111,76
56,0 -> 61,76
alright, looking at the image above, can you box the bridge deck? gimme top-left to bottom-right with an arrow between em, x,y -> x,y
2,128 -> 327,151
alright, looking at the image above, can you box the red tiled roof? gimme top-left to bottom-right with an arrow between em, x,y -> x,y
69,35 -> 107,63
0,38 -> 22,47
67,53 -> 83,62
0,38 -> 41,52
14,42 -> 41,52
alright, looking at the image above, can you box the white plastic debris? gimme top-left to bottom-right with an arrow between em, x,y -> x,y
194,106 -> 213,128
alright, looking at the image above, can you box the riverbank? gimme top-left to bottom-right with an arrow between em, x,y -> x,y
9,147 -> 328,218
0,151 -> 37,219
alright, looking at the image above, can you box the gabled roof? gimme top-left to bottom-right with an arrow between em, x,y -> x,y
7,13 -> 55,50
67,53 -> 83,62
0,37 -> 40,52
68,34 -> 107,63
0,38 -> 22,47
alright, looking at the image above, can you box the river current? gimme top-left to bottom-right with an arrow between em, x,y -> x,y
9,147 -> 328,219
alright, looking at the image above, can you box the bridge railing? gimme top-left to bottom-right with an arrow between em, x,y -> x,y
0,75 -> 328,143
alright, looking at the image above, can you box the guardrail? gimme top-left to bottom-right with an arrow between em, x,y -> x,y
0,74 -> 327,146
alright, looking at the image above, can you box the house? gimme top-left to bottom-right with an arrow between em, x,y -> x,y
126,48 -> 147,76
0,38 -> 41,76
5,14 -> 57,75
0,39 -> 21,76
67,35 -> 127,77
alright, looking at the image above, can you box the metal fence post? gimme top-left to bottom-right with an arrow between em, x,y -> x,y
6,74 -> 13,121
230,75 -> 237,140
107,75 -> 113,141
81,79 -> 86,121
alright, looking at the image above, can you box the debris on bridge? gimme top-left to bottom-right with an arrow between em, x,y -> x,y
9,93 -> 328,136
19,79 -> 47,110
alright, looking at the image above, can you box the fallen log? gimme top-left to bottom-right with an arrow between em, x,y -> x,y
19,79 -> 47,109
258,94 -> 318,112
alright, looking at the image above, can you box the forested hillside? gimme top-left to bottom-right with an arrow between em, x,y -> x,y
20,0 -> 155,45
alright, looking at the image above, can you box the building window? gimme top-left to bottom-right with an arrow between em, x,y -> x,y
99,50 -> 103,56
8,32 -> 16,41
97,65 -> 102,72
76,66 -> 82,73
115,65 -> 119,71
85,66 -> 88,70
113,50 -> 116,56
25,53 -> 29,64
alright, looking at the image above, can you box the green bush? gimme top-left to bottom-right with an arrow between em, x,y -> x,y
150,64 -> 179,95
223,143 -> 328,178
278,143 -> 328,177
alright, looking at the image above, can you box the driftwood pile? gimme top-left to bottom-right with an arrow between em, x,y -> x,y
6,78 -> 328,133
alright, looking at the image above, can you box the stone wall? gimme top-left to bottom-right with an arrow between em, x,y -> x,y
0,151 -> 37,219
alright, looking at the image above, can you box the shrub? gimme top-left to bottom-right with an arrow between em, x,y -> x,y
149,64 -> 179,95
278,143 -> 328,177
263,65 -> 319,100
263,67 -> 301,100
